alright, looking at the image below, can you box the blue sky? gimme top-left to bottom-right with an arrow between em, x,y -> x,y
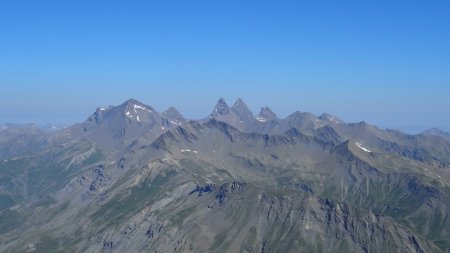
1,0 -> 449,133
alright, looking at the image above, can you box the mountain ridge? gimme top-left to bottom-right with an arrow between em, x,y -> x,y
1,97 -> 449,252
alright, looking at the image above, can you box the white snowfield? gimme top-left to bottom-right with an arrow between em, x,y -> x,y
328,116 -> 339,123
170,120 -> 182,125
256,116 -> 266,122
181,149 -> 198,154
133,104 -> 146,110
355,142 -> 371,152
134,104 -> 144,122
131,104 -> 150,122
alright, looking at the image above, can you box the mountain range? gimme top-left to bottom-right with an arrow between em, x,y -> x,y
0,98 -> 449,253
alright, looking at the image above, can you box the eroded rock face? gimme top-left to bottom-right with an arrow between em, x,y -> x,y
189,181 -> 247,209
2,98 -> 450,253
215,181 -> 247,204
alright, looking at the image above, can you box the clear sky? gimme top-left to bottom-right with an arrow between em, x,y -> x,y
1,0 -> 449,133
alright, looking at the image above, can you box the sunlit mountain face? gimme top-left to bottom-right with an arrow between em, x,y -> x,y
1,98 -> 450,253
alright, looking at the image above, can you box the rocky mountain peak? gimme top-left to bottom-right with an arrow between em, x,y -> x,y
120,98 -> 154,112
211,98 -> 230,115
118,99 -> 158,123
232,98 -> 246,110
3,97 -> 450,253
162,107 -> 185,123
257,106 -> 278,122
286,111 -> 317,121
231,98 -> 253,121
319,113 -> 344,124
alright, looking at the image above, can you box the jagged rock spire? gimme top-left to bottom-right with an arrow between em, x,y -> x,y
211,98 -> 230,115
257,106 -> 278,122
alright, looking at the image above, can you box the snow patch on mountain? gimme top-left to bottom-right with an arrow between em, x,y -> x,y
256,116 -> 267,122
355,142 -> 371,152
170,120 -> 182,125
181,149 -> 198,154
134,104 -> 146,111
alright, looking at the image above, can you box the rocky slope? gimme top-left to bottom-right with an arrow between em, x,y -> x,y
0,98 -> 449,253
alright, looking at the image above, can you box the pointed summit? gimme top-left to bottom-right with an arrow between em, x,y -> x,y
122,98 -> 140,104
257,106 -> 278,122
121,98 -> 147,108
231,98 -> 253,121
163,106 -> 182,117
79,98 -> 168,143
117,98 -> 159,123
211,98 -> 230,115
232,98 -> 246,110
208,97 -> 254,132
162,107 -> 185,123
119,98 -> 157,114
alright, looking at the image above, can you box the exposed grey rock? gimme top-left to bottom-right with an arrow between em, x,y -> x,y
1,98 -> 449,253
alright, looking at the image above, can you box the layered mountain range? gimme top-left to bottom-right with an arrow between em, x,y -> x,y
1,98 -> 450,253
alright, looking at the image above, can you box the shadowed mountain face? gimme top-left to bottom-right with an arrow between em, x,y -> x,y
1,98 -> 450,253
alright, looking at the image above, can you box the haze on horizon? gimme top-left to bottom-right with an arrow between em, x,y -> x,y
1,1 -> 449,133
